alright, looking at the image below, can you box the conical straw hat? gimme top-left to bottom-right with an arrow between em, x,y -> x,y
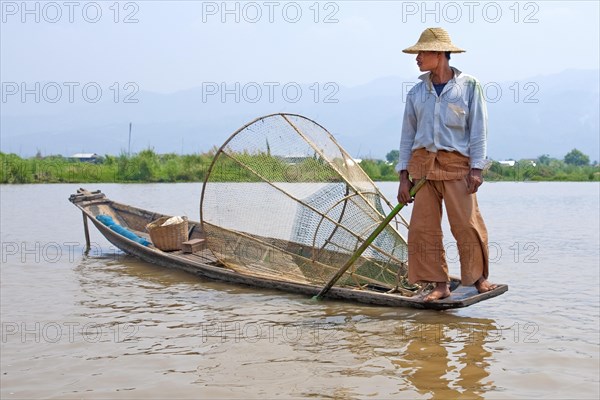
403,27 -> 465,54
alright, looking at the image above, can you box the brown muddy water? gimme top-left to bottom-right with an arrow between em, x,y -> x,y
1,182 -> 599,399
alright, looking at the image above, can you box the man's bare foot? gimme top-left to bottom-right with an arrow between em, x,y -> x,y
424,282 -> 451,302
474,277 -> 498,293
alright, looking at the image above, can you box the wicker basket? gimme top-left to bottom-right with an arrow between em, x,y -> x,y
146,216 -> 189,251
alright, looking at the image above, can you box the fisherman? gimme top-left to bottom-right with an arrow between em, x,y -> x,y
396,27 -> 497,302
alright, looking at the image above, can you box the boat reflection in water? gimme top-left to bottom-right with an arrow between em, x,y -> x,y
294,303 -> 499,398
73,252 -> 501,398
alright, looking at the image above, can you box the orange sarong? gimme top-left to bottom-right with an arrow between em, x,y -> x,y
406,149 -> 489,286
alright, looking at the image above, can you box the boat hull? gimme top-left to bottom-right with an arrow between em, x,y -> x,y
70,189 -> 508,310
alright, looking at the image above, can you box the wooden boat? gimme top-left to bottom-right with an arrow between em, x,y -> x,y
69,188 -> 508,310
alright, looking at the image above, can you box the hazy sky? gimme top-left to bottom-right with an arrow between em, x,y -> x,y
2,0 -> 599,94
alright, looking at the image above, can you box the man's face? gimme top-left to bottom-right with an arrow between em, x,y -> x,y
416,51 -> 442,72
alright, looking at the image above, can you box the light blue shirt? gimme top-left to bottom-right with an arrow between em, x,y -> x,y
395,67 -> 488,172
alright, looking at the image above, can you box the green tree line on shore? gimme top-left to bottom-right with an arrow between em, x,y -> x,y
1,148 -> 598,184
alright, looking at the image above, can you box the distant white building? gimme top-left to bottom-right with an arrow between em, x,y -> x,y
498,160 -> 537,167
498,160 -> 516,167
70,153 -> 100,163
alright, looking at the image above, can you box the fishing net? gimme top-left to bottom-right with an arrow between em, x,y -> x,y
200,113 -> 413,291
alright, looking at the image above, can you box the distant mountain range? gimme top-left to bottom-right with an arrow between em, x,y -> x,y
2,69 -> 598,162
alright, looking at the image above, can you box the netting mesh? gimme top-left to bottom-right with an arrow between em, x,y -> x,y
200,114 -> 410,290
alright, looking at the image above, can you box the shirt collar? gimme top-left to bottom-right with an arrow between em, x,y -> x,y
419,67 -> 462,92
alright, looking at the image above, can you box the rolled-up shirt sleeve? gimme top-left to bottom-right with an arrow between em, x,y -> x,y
395,93 -> 417,173
467,80 -> 488,169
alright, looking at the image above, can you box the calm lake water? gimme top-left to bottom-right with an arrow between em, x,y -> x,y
1,182 -> 599,399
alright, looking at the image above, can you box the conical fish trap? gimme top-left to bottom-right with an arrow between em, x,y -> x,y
200,113 -> 410,290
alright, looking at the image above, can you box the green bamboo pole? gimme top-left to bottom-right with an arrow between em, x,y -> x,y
313,177 -> 427,300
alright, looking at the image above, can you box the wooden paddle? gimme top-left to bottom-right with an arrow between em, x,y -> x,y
313,177 -> 427,300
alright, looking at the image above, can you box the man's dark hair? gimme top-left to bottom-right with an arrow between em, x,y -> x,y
445,52 -> 451,60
